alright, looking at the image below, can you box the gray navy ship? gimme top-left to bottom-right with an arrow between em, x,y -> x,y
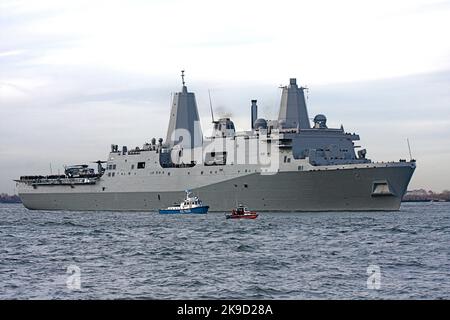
16,73 -> 416,211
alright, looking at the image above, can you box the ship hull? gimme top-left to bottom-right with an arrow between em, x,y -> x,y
18,165 -> 415,212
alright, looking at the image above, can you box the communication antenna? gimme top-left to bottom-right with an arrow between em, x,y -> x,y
407,138 -> 413,160
181,70 -> 185,86
208,90 -> 216,123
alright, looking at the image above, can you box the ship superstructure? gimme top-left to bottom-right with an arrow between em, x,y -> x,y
16,73 -> 416,211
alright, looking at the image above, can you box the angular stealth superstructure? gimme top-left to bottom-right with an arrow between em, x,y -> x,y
278,78 -> 310,129
15,75 -> 416,212
165,72 -> 203,149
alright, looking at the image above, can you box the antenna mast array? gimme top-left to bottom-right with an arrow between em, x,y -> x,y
181,70 -> 185,86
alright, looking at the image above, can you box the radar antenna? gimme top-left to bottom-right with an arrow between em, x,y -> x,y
181,70 -> 185,86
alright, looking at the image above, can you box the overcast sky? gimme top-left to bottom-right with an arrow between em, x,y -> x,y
1,0 -> 450,194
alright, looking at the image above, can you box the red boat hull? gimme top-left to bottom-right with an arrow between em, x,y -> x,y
226,213 -> 258,219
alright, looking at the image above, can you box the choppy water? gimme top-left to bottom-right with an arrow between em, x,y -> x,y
0,202 -> 449,299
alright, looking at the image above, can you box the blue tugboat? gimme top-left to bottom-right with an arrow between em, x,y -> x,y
159,190 -> 209,214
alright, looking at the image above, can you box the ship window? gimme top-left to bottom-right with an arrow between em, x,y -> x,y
112,164 -> 117,169
131,164 -> 135,170
108,172 -> 111,177
201,171 -> 203,175
287,158 -> 291,163
168,172 -> 170,176
137,162 -> 145,169
244,184 -> 248,188
112,172 -> 115,177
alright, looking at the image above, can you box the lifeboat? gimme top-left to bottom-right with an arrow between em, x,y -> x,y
225,204 -> 258,219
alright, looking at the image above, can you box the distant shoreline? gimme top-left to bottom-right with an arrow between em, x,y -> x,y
402,189 -> 450,203
402,199 -> 449,203
0,194 -> 22,204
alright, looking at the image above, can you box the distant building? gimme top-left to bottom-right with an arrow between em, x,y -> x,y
403,189 -> 450,202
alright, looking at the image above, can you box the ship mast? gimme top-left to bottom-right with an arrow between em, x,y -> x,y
181,70 -> 186,87
208,90 -> 217,123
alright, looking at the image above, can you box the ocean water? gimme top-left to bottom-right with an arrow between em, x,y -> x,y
0,202 -> 449,299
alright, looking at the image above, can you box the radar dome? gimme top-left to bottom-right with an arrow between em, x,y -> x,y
313,114 -> 327,128
254,118 -> 268,130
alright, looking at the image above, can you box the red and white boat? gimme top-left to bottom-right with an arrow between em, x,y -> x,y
225,204 -> 258,219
